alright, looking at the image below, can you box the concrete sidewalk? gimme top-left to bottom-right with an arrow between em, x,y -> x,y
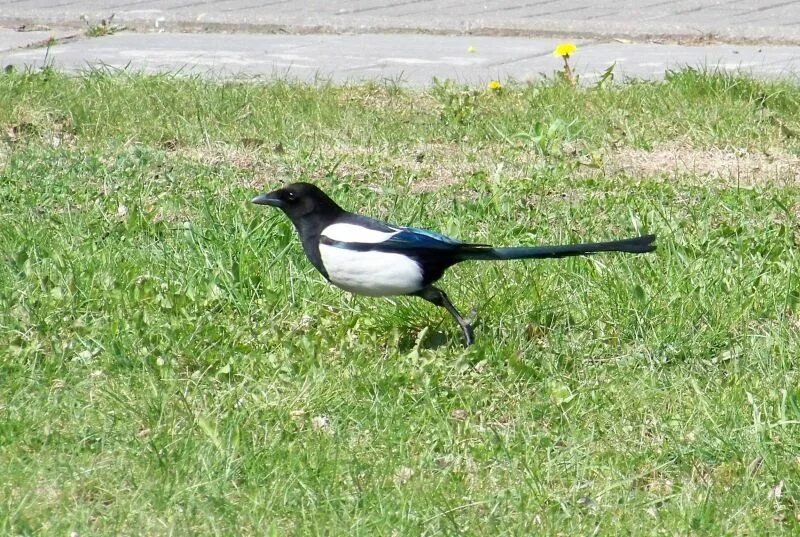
0,1 -> 799,86
2,1 -> 800,45
2,30 -> 799,86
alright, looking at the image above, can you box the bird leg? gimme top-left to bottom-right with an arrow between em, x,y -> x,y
465,307 -> 479,326
413,286 -> 475,347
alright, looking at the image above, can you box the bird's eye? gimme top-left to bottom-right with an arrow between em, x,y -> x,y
285,191 -> 296,202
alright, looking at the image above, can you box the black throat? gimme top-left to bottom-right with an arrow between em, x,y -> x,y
286,203 -> 346,280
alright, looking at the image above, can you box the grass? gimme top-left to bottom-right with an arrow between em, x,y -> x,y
0,67 -> 799,535
83,14 -> 124,38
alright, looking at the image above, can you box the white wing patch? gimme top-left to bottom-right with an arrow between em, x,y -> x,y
319,244 -> 423,296
321,223 -> 398,244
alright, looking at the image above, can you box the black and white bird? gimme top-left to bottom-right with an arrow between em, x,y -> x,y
252,182 -> 656,346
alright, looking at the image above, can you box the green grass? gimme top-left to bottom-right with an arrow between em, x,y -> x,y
1,68 -> 799,535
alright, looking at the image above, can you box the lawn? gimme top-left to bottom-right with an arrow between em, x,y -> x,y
1,68 -> 799,535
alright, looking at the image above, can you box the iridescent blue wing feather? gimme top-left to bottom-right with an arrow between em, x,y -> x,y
336,214 -> 488,252
382,226 -> 465,249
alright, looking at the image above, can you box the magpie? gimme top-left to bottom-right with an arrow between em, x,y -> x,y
252,182 -> 656,346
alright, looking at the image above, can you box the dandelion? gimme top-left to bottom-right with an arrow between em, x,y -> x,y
554,42 -> 577,58
553,42 -> 577,86
488,80 -> 502,91
467,45 -> 476,53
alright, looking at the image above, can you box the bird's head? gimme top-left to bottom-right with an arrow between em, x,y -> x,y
251,182 -> 344,224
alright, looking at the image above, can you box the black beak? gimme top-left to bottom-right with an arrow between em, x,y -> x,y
251,192 -> 283,208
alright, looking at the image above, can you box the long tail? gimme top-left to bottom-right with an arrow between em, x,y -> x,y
457,234 -> 656,261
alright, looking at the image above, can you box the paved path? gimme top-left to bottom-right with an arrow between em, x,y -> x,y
2,31 -> 798,86
2,1 -> 800,44
0,1 -> 799,85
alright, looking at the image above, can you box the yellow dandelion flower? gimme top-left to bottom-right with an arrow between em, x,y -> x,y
554,42 -> 577,58
488,80 -> 502,91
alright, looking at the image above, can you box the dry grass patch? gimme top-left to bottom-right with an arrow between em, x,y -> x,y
176,141 -> 551,194
178,141 -> 800,196
602,143 -> 800,187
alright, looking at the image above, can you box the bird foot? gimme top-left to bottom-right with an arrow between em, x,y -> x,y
461,323 -> 475,347
460,308 -> 478,347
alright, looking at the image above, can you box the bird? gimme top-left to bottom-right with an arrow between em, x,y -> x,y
252,182 -> 656,347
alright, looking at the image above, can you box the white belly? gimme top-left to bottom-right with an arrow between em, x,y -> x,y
319,244 -> 423,296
